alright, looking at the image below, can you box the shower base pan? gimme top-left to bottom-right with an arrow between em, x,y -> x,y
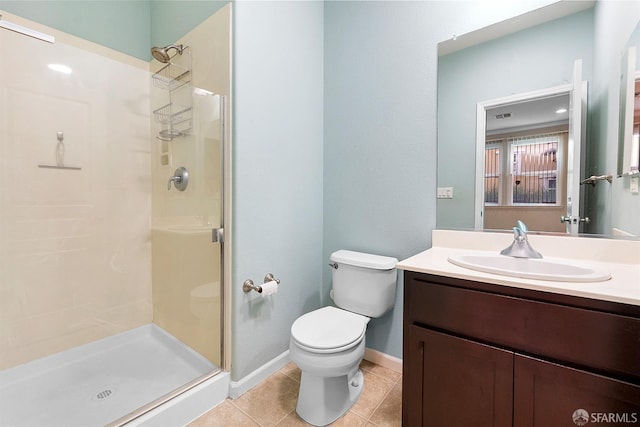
0,324 -> 216,427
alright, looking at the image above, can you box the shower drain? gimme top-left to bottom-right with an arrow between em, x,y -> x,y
92,387 -> 116,402
96,389 -> 112,399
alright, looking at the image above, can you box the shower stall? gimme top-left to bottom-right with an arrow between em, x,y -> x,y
0,6 -> 230,426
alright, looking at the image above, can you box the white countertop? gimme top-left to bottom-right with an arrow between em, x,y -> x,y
397,230 -> 640,306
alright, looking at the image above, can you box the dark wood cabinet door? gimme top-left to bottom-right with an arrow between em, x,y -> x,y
404,326 -> 514,427
514,355 -> 640,427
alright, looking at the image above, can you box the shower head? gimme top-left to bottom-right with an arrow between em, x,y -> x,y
151,44 -> 184,63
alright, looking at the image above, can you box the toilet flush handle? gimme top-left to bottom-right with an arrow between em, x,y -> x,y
328,262 -> 338,269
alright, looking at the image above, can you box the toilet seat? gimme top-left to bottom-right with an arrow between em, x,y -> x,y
291,306 -> 369,354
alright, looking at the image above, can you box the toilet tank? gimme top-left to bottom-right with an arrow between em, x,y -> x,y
330,250 -> 398,318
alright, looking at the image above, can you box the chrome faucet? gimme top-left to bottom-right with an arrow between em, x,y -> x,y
500,220 -> 543,259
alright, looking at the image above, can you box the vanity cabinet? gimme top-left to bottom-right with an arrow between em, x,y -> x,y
402,271 -> 640,426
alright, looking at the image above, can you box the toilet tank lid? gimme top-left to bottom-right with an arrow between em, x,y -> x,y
330,250 -> 398,270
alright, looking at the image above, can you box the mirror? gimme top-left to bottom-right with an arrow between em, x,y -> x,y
437,1 -> 640,238
613,21 -> 640,237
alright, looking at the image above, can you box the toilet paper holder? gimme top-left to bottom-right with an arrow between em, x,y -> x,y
243,273 -> 281,293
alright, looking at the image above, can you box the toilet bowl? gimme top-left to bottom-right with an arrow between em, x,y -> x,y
289,250 -> 398,426
290,306 -> 369,426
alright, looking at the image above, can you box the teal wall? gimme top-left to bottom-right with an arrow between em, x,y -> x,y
232,0 -> 324,381
323,1 -> 434,359
0,0 -> 151,59
0,0 -> 228,60
150,1 -> 228,51
436,8 -> 594,231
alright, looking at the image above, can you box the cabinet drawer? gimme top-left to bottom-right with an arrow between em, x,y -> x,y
406,277 -> 640,381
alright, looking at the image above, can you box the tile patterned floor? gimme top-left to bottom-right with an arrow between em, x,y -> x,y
188,359 -> 402,427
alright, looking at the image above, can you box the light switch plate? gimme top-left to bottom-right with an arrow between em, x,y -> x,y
437,187 -> 454,199
630,176 -> 639,194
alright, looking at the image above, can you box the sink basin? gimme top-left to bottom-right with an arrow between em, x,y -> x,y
447,253 -> 611,282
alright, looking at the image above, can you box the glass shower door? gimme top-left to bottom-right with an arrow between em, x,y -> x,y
150,86 -> 225,369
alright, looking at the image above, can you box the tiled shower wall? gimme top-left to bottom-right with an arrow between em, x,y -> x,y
0,13 -> 152,370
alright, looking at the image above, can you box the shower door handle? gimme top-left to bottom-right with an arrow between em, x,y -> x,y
212,228 -> 224,243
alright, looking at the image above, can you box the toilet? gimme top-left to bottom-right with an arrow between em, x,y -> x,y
289,250 -> 398,426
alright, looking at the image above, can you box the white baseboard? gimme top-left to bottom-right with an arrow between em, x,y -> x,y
228,350 -> 290,399
364,348 -> 402,373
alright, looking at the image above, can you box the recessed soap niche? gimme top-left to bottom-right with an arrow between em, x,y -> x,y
159,139 -> 171,168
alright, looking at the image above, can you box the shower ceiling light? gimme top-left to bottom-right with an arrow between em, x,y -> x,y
48,63 -> 72,74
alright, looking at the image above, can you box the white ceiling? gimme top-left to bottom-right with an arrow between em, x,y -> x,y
486,92 -> 570,134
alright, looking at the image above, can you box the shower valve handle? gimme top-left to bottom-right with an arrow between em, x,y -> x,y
167,176 -> 180,190
167,167 -> 189,191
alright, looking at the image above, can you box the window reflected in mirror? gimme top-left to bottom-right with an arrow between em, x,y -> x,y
482,95 -> 569,233
485,136 -> 562,205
